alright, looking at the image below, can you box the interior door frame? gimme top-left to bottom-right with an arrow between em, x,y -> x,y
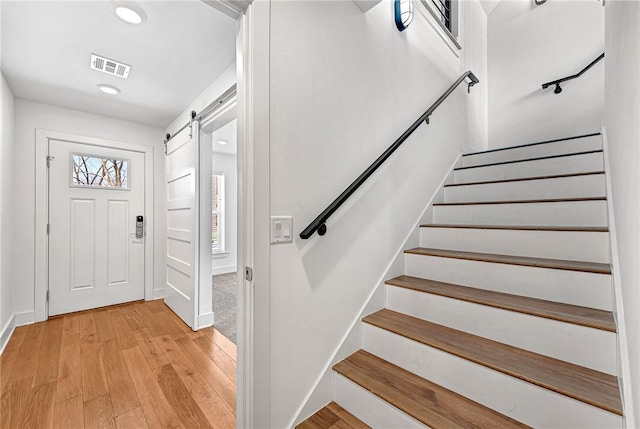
34,129 -> 155,322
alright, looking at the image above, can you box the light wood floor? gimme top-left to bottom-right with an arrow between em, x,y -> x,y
0,300 -> 236,429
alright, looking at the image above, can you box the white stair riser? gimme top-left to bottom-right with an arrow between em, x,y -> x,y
385,285 -> 617,374
444,174 -> 606,203
404,253 -> 612,310
333,373 -> 424,429
419,227 -> 610,264
432,200 -> 608,227
454,152 -> 603,184
362,325 -> 623,429
462,136 -> 602,167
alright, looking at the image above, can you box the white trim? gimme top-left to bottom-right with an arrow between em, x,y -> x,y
291,154 -> 462,426
153,288 -> 165,300
213,265 -> 237,276
198,311 -> 214,329
601,127 -> 636,429
416,0 -> 461,57
34,129 -> 155,322
0,311 -> 36,354
236,2 -> 270,426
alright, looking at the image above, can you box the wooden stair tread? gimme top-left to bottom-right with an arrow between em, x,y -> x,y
405,247 -> 611,274
454,149 -> 602,170
386,275 -> 616,332
434,197 -> 606,206
296,402 -> 370,429
333,350 -> 530,429
462,133 -> 601,157
419,224 -> 608,232
363,309 -> 622,415
445,171 -> 605,187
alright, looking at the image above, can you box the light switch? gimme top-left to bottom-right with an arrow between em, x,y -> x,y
271,216 -> 293,243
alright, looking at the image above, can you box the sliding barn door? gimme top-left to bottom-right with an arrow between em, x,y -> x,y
165,121 -> 200,329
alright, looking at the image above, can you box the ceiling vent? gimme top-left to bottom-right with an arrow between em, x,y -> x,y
90,54 -> 131,79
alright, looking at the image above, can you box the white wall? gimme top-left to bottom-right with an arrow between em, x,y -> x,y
488,0 -> 604,148
604,0 -> 640,426
12,99 -> 165,320
0,72 -> 15,347
212,120 -> 238,275
268,1 -> 486,426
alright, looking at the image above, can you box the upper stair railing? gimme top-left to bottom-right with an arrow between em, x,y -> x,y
542,53 -> 605,94
299,70 -> 479,239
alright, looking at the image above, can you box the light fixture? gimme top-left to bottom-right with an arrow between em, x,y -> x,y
112,2 -> 146,25
217,140 -> 228,146
97,84 -> 121,95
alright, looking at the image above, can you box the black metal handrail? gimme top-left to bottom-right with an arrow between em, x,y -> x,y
542,53 -> 604,94
299,70 -> 479,239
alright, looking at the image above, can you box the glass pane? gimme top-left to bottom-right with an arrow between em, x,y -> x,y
71,154 -> 128,189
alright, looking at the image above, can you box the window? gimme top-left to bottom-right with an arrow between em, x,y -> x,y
212,172 -> 225,254
71,154 -> 129,189
419,0 -> 460,50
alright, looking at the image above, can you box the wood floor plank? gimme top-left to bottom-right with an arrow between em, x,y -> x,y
132,327 -> 170,369
334,350 -> 529,428
183,376 -> 235,429
109,309 -> 139,350
176,337 -> 236,412
161,305 -> 193,337
0,377 -> 33,429
405,247 -> 612,274
33,317 -> 64,387
94,310 -> 117,344
132,302 -> 163,337
387,275 -> 617,332
101,339 -> 140,416
115,407 -> 149,429
192,335 -> 236,384
364,309 -> 622,415
154,364 -> 213,429
0,325 -> 29,391
6,323 -> 46,384
121,346 -> 180,429
154,334 -> 200,381
84,393 -> 116,429
56,315 -> 83,402
119,304 -> 145,332
22,381 -> 57,429
79,313 -> 109,401
53,395 -> 84,429
326,402 -> 370,428
155,311 -> 189,340
211,328 -> 237,362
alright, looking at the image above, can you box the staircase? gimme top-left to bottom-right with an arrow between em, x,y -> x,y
297,134 -> 624,429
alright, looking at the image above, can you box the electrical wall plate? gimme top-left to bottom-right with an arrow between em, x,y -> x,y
271,216 -> 293,244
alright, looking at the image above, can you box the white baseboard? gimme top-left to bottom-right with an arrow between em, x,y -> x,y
197,312 -> 214,330
213,265 -> 237,276
1,310 -> 35,354
289,154 -> 463,427
153,288 -> 164,299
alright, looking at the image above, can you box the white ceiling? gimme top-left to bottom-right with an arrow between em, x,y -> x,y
1,0 -> 236,127
479,0 -> 502,16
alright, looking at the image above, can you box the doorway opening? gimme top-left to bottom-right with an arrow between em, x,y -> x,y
200,114 -> 238,346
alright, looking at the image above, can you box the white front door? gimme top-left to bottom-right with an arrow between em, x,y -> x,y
165,123 -> 199,329
48,140 -> 145,316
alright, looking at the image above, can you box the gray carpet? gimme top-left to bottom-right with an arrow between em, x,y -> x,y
212,273 -> 237,344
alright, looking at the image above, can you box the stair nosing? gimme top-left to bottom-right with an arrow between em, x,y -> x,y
445,171 -> 605,188
385,275 -> 616,332
404,247 -> 611,274
433,197 -> 606,206
363,309 -> 622,416
418,224 -> 609,232
454,149 -> 603,171
462,133 -> 602,157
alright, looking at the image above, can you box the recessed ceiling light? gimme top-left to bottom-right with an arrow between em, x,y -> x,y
113,2 -> 146,25
97,84 -> 121,95
217,140 -> 228,146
